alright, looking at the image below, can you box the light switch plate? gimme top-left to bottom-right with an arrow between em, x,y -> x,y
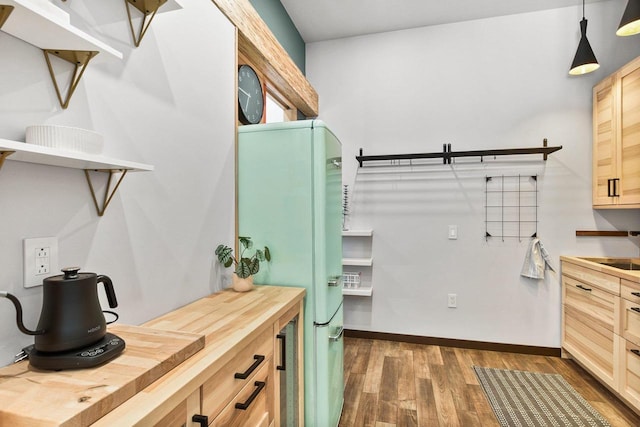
448,225 -> 458,240
23,237 -> 58,288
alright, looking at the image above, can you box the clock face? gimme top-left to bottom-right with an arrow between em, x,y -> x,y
238,64 -> 264,125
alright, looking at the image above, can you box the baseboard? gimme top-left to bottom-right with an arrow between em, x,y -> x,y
344,329 -> 562,357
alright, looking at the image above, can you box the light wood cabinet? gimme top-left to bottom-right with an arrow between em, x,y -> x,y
89,286 -> 305,426
593,55 -> 640,208
561,256 -> 640,415
562,272 -> 620,389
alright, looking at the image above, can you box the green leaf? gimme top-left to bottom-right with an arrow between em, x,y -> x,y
238,236 -> 252,250
255,249 -> 265,262
264,247 -> 271,262
216,246 -> 233,265
236,258 -> 252,278
249,258 -> 260,275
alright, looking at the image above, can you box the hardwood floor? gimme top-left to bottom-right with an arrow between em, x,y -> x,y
339,337 -> 640,427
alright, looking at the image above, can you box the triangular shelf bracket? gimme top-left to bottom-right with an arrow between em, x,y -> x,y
0,150 -> 15,170
84,169 -> 129,217
0,5 -> 14,29
125,0 -> 168,47
43,49 -> 99,109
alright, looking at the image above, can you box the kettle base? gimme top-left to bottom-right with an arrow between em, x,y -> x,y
26,332 -> 125,371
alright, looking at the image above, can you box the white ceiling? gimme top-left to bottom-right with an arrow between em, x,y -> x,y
280,0 -> 611,43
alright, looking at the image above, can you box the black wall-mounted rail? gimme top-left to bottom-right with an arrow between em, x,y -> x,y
356,139 -> 562,167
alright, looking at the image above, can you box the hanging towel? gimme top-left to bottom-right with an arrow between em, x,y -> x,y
521,238 -> 555,279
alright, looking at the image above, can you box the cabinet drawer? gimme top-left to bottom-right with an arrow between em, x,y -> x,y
563,304 -> 617,388
210,362 -> 272,427
619,338 -> 640,411
202,327 -> 273,420
622,279 -> 640,305
561,261 -> 620,295
621,297 -> 640,346
563,276 -> 618,333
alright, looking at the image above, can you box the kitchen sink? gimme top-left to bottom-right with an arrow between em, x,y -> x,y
581,257 -> 640,271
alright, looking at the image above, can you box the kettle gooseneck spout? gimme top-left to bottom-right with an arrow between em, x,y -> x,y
0,291 -> 46,336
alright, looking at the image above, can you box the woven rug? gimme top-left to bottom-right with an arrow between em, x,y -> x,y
473,366 -> 611,427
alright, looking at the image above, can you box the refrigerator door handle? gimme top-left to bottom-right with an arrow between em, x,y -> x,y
329,326 -> 344,342
327,275 -> 342,287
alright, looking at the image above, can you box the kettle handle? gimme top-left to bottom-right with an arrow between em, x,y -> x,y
97,275 -> 118,309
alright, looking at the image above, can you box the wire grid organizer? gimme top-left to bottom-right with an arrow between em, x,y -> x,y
342,271 -> 361,288
485,175 -> 538,241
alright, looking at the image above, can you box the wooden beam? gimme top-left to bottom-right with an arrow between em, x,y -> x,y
211,0 -> 318,118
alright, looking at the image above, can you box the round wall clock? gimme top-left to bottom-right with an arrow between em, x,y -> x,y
238,64 -> 264,125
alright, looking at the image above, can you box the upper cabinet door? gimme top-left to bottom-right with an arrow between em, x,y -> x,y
619,63 -> 640,205
593,55 -> 640,209
593,77 -> 617,206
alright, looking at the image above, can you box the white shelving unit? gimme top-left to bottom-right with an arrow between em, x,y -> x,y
342,229 -> 373,297
0,138 -> 153,216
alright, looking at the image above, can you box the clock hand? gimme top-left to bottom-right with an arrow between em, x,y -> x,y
245,93 -> 251,111
239,87 -> 250,97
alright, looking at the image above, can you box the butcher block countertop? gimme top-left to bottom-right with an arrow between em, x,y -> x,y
561,256 -> 640,283
0,285 -> 305,426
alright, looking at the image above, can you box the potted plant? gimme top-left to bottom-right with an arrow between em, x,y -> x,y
215,236 -> 271,292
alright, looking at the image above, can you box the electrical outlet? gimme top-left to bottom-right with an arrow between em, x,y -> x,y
24,237 -> 58,288
448,293 -> 457,308
448,225 -> 458,240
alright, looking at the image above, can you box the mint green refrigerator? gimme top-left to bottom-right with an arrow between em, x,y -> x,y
238,120 -> 344,427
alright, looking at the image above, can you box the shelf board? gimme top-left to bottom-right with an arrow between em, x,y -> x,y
0,138 -> 153,171
342,287 -> 373,297
342,257 -> 373,267
342,229 -> 373,237
1,0 -> 122,60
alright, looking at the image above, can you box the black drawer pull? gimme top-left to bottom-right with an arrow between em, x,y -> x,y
234,355 -> 265,379
631,307 -> 640,314
277,333 -> 286,371
576,284 -> 592,292
192,414 -> 208,426
631,349 -> 640,357
632,292 -> 640,298
235,381 -> 266,410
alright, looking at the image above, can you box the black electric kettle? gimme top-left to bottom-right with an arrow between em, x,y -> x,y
1,267 -> 118,353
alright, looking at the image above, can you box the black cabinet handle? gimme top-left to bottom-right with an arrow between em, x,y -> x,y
613,178 -> 620,197
234,354 -> 265,379
631,349 -> 640,357
277,333 -> 286,371
631,307 -> 640,314
192,414 -> 208,426
632,292 -> 640,298
235,381 -> 266,410
576,284 -> 592,292
608,179 -> 613,197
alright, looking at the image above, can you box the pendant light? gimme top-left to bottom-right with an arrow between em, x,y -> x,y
617,0 -> 640,36
569,0 -> 600,76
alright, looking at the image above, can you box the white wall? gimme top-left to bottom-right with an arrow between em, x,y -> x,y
307,1 -> 640,348
0,0 -> 236,365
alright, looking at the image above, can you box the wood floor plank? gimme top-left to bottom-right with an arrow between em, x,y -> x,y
353,392 -> 378,427
454,347 -> 478,385
468,383 -> 500,427
412,344 -> 431,379
430,363 -> 461,426
397,408 -> 418,427
415,377 -> 439,426
364,339 -> 386,393
377,356 -> 400,424
351,340 -> 373,374
340,373 -> 365,427
398,349 -> 415,402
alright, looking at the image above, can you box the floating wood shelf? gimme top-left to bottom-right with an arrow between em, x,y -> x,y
0,138 -> 153,216
575,230 -> 640,237
356,139 -> 562,167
